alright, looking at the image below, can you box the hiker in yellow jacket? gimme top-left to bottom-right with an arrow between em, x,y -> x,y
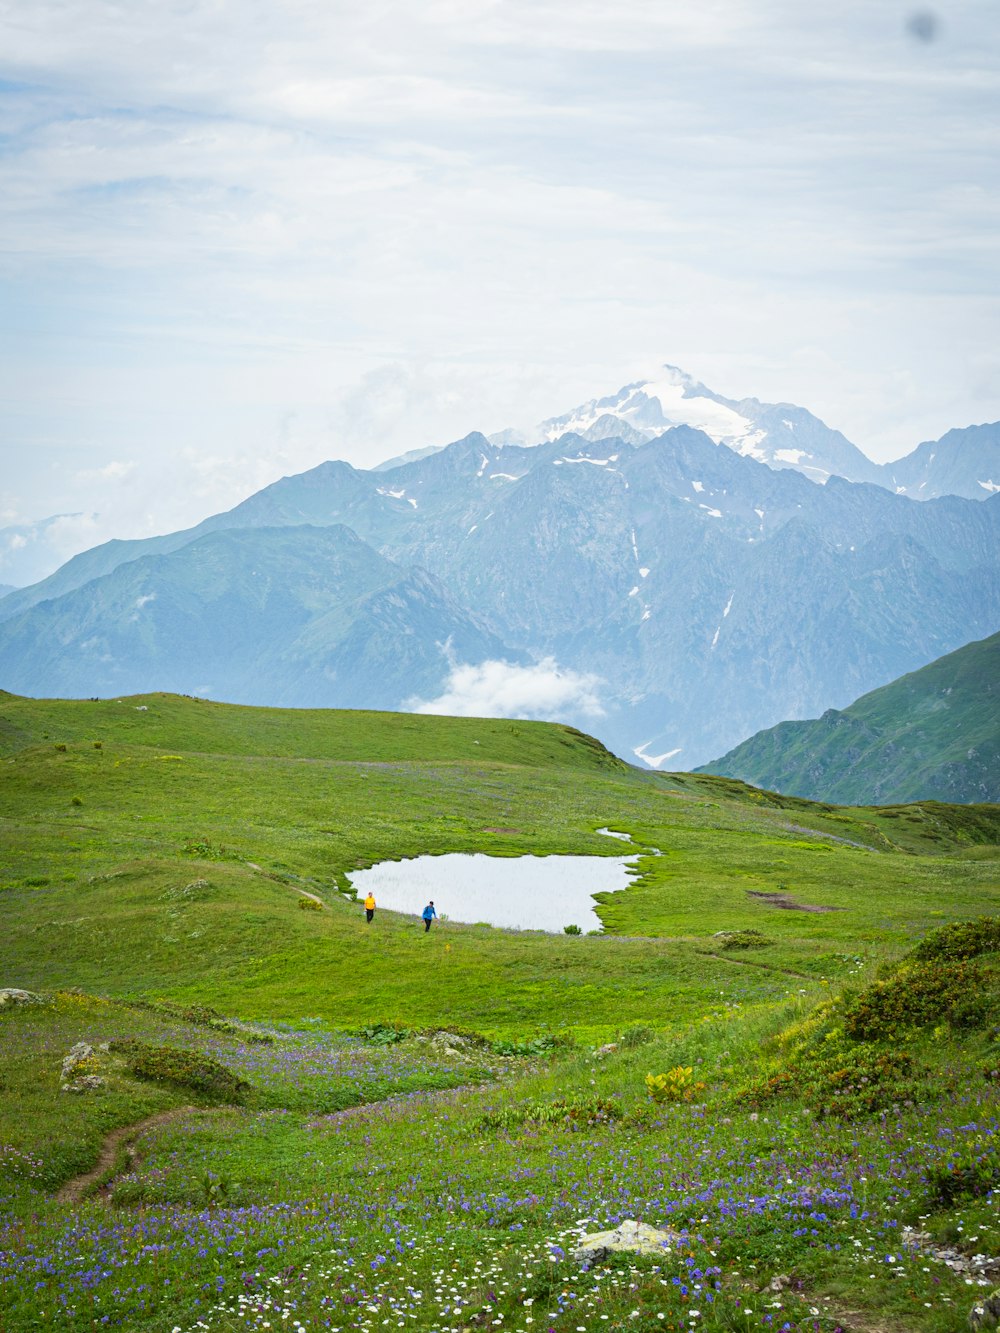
364,892 -> 376,924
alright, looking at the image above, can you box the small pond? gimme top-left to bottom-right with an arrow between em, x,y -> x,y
346,841 -> 640,934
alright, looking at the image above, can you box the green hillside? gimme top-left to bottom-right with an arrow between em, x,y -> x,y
698,629 -> 1000,805
3,692 -> 1000,1332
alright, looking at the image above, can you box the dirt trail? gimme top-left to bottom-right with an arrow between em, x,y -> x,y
56,1106 -> 198,1204
245,860 -> 327,907
694,950 -> 816,981
56,1082 -> 485,1204
779,821 -> 873,851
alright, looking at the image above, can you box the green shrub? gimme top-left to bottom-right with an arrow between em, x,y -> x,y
356,1023 -> 412,1046
70,795 -> 83,807
297,896 -> 323,911
563,924 -> 582,935
110,1039 -> 251,1102
646,1067 -> 704,1103
490,1033 -> 569,1058
720,929 -> 772,951
183,839 -> 241,861
913,916 -> 1000,962
843,961 -> 987,1039
740,1037 -> 923,1120
618,1022 -> 655,1048
926,1132 -> 1000,1206
480,1096 -> 621,1132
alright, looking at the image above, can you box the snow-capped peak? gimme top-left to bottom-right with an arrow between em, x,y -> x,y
538,365 -> 769,462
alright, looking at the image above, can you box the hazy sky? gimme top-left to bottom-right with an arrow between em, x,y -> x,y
2,0 -> 999,581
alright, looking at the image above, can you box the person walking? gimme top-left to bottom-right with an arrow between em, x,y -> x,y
364,892 -> 376,924
421,900 -> 437,933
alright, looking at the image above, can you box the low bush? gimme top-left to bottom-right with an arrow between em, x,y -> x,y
913,916 -> 1000,962
617,1022 -> 655,1048
645,1066 -> 705,1103
110,1039 -> 251,1102
926,1131 -> 1000,1206
490,1033 -> 569,1058
740,1036 -> 923,1120
720,929 -> 772,951
843,961 -> 988,1039
480,1096 -> 621,1132
356,1023 -> 412,1046
182,839 -> 241,861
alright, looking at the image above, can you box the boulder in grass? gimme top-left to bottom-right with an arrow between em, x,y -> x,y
60,1041 -> 105,1093
572,1219 -> 680,1267
0,988 -> 44,1009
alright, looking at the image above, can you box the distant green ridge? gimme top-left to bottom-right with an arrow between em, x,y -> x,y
697,630 -> 1000,805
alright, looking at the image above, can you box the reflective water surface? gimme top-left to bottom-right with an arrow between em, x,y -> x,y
346,850 -> 639,933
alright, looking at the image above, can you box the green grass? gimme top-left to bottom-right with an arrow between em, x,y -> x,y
697,629 -> 1000,805
1,690 -> 999,1332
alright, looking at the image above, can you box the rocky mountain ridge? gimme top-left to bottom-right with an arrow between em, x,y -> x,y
1,420 -> 997,769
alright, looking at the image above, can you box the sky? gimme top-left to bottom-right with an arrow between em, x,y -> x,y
1,0 -> 999,585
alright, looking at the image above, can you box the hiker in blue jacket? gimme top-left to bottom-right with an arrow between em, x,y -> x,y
421,900 -> 437,932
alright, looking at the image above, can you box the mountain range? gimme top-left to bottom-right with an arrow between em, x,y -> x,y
497,366 -> 1000,501
1,366 -> 998,771
699,630 -> 1000,805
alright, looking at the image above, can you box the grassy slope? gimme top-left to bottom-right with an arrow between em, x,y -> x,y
3,692 -> 1000,1332
697,630 -> 1000,804
3,692 -> 999,1029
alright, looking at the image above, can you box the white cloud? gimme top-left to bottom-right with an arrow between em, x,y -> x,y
1,0 -> 999,540
409,657 -> 605,723
0,513 -> 105,584
79,461 -> 136,482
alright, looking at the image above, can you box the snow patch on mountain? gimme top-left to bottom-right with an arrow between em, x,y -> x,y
377,487 -> 418,509
542,366 -> 761,454
633,741 -> 682,768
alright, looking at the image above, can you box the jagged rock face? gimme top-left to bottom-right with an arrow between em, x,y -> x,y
0,423 -> 998,770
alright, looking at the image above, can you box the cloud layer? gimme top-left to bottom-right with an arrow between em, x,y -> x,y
410,658 -> 605,724
1,1 -> 999,575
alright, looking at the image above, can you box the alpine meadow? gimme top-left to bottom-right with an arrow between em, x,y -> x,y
2,690 -> 1000,1333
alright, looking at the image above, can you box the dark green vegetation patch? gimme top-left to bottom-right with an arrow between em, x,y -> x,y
108,1038 -> 251,1102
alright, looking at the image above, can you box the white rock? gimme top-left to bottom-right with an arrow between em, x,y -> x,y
0,988 -> 44,1008
572,1219 -> 679,1266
